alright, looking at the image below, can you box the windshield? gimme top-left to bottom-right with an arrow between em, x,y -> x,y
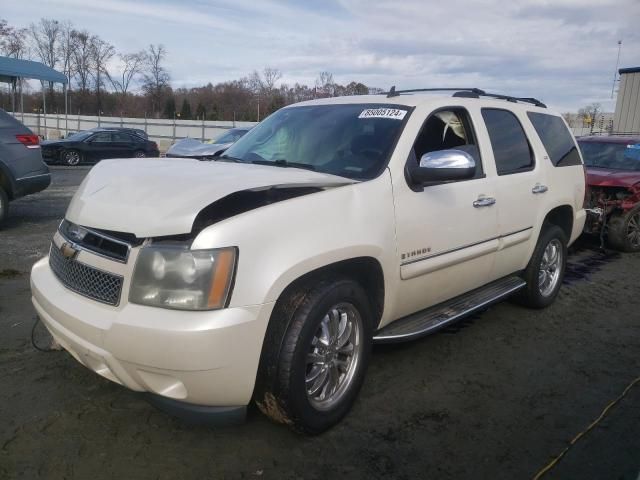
209,129 -> 248,145
222,104 -> 411,179
66,131 -> 92,141
579,141 -> 640,171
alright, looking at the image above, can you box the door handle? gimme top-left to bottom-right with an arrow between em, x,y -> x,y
473,196 -> 496,208
532,184 -> 548,194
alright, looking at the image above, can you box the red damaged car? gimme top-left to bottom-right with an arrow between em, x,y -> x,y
578,135 -> 640,252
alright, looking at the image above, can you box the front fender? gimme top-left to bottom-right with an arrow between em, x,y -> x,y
191,170 -> 398,309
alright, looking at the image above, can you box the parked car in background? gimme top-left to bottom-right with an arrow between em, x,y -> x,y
31,89 -> 586,433
85,127 -> 149,139
166,127 -> 252,159
0,108 -> 51,226
578,135 -> 640,252
42,128 -> 159,166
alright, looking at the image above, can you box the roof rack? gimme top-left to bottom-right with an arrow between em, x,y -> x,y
384,86 -> 546,108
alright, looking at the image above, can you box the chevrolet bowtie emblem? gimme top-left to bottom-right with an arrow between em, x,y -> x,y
60,242 -> 79,259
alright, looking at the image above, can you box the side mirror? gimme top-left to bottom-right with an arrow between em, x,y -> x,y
409,149 -> 476,184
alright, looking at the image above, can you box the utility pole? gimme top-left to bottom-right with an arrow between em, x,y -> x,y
611,40 -> 622,99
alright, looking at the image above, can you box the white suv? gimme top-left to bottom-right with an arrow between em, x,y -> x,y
31,88 -> 587,433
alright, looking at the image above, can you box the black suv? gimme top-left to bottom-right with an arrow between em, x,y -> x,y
0,109 -> 51,225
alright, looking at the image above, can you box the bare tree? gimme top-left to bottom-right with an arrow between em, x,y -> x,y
578,103 -> 602,131
315,71 -> 335,97
28,18 -> 61,69
262,67 -> 282,92
57,21 -> 74,86
107,52 -> 144,96
142,44 -> 170,116
0,19 -> 28,58
90,37 -> 115,112
70,30 -> 94,94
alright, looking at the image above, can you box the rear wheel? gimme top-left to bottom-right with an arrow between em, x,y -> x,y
516,224 -> 567,309
0,186 -> 8,226
254,277 -> 372,434
62,149 -> 82,166
134,150 -> 146,158
607,205 -> 640,252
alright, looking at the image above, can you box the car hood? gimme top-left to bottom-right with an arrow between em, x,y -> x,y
65,158 -> 354,237
586,167 -> 640,189
166,138 -> 231,157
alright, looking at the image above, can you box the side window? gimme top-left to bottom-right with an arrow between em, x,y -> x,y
90,132 -> 112,143
113,133 -> 132,142
482,109 -> 534,175
527,112 -> 582,167
411,108 -> 482,176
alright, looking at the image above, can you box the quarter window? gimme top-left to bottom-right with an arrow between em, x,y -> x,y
482,109 -> 534,175
527,112 -> 582,167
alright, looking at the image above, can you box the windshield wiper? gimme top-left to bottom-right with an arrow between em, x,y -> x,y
250,159 -> 316,171
216,154 -> 244,163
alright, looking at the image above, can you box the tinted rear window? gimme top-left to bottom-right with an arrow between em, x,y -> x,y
527,112 -> 581,167
482,109 -> 534,175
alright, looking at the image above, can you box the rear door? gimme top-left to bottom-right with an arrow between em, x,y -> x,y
110,132 -> 136,158
479,108 -> 541,278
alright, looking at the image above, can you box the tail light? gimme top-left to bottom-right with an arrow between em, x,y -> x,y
16,134 -> 40,149
150,141 -> 158,149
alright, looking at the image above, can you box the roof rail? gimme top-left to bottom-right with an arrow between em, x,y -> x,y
384,86 -> 546,108
386,86 -> 484,98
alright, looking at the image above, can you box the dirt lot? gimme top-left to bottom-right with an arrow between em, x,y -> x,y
1,166 -> 639,479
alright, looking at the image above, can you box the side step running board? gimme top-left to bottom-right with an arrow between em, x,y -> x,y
373,276 -> 526,344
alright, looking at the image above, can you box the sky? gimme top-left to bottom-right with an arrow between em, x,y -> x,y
3,0 -> 640,112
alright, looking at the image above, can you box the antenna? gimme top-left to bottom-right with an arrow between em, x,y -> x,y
611,40 -> 622,99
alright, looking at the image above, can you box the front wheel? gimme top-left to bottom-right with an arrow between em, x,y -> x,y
61,149 -> 82,166
516,224 -> 567,309
607,206 -> 640,252
255,277 -> 372,434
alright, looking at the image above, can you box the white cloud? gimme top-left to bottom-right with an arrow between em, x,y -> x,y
4,0 -> 639,111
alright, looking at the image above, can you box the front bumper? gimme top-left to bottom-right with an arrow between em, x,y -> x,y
31,256 -> 275,407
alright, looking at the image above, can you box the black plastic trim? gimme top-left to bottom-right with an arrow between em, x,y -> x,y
144,394 -> 247,426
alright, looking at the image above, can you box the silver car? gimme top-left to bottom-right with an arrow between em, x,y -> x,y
166,127 -> 252,159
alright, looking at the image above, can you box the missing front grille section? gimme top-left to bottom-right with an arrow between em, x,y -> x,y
192,186 -> 324,234
59,220 -> 139,263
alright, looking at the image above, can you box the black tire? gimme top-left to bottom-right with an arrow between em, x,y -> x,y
607,205 -> 640,252
254,277 -> 373,434
516,224 -> 567,309
61,149 -> 82,166
0,186 -> 8,226
134,150 -> 146,158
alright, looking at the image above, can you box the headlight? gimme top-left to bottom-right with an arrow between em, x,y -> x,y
129,245 -> 237,310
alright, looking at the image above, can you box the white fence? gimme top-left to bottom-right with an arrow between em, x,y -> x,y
9,112 -> 258,152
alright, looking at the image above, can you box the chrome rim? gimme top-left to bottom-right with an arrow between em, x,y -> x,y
538,238 -> 563,297
305,302 -> 362,410
135,151 -> 146,158
65,151 -> 80,165
627,213 -> 640,249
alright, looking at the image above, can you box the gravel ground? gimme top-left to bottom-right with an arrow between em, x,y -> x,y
0,166 -> 639,480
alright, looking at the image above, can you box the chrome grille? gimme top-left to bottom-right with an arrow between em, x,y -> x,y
49,243 -> 123,306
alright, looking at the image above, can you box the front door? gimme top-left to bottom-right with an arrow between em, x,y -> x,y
391,106 -> 500,319
84,132 -> 116,162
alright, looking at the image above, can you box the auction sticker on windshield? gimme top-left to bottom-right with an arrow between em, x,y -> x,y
359,108 -> 407,120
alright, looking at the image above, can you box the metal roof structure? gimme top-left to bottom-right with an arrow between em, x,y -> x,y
0,56 -> 67,84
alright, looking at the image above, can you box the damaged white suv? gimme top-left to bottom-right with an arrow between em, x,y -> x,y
31,88 -> 587,433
